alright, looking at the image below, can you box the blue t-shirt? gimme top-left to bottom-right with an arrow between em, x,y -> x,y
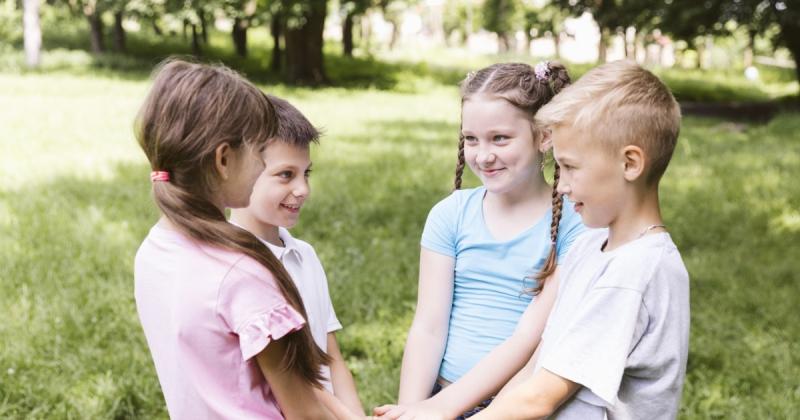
421,186 -> 585,382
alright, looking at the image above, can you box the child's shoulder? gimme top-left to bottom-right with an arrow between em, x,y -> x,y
603,233 -> 688,293
279,228 -> 322,262
430,186 -> 485,212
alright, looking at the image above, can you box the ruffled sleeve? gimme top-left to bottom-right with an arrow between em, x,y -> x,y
236,304 -> 306,361
217,257 -> 307,361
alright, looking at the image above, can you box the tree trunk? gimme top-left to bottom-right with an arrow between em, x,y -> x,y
233,17 -> 248,57
198,9 -> 208,44
497,33 -> 509,53
388,19 -> 399,50
87,11 -> 104,54
191,24 -> 202,56
744,29 -> 756,67
342,11 -> 354,57
284,0 -> 327,84
598,26 -> 608,63
23,0 -> 41,68
270,13 -> 282,72
781,22 -> 800,87
183,19 -> 188,41
554,32 -> 561,59
113,11 -> 126,52
151,17 -> 163,36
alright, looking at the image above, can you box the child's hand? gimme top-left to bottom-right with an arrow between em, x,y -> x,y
373,402 -> 448,420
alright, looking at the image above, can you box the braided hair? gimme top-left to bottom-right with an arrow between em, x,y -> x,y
455,62 -> 571,293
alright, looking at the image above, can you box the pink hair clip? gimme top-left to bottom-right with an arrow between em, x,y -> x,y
150,171 -> 170,182
534,61 -> 550,81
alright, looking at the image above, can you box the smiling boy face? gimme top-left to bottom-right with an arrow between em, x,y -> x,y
552,124 -> 628,229
246,141 -> 312,230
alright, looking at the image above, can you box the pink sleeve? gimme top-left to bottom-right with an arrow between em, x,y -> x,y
217,261 -> 306,361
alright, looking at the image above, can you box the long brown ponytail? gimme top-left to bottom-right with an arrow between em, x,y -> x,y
456,62 -> 571,293
135,59 -> 329,386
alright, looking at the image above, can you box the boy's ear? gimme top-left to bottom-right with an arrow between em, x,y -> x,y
215,142 -> 233,180
538,128 -> 553,153
622,145 -> 646,182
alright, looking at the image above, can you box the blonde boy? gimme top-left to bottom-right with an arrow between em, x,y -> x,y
472,60 -> 690,419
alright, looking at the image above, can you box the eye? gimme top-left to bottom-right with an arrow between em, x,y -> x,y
492,135 -> 509,142
278,170 -> 294,179
463,135 -> 478,143
304,169 -> 312,178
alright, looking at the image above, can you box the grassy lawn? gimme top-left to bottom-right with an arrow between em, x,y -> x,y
1,44 -> 799,418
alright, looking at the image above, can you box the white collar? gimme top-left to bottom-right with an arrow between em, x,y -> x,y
229,222 -> 303,262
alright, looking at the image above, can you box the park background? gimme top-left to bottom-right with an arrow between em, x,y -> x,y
1,0 -> 799,418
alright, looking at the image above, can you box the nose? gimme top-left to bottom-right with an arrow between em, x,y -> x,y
556,177 -> 570,196
293,177 -> 310,199
476,143 -> 495,166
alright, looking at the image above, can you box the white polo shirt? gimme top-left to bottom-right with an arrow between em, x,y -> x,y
245,226 -> 343,392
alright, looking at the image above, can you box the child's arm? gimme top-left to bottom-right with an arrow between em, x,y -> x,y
327,332 -> 365,415
315,387 -> 365,420
470,368 -> 580,420
496,342 -> 541,397
396,248 -> 455,403
376,272 -> 560,419
256,336 -> 336,420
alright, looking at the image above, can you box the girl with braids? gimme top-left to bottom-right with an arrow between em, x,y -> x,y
375,62 -> 585,419
133,59 -> 339,419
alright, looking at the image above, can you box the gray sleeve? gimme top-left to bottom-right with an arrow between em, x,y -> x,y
541,285 -> 646,406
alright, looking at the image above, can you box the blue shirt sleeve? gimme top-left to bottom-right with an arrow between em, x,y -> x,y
420,191 -> 462,257
555,199 -> 586,263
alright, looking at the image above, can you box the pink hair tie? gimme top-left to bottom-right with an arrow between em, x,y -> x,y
534,61 -> 550,81
150,171 -> 170,182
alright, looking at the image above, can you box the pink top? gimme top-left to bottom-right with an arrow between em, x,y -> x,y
134,222 -> 305,419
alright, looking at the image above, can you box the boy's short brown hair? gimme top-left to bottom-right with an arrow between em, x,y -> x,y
535,60 -> 681,184
267,95 -> 320,147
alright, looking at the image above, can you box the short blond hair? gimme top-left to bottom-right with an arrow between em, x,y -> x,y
536,60 -> 681,184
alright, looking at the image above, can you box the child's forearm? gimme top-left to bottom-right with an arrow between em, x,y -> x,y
473,369 -> 579,420
315,388 -> 361,420
397,326 -> 448,403
327,333 -> 364,414
331,360 -> 364,414
428,331 -> 538,418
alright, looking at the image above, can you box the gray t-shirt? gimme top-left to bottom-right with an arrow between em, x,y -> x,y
534,229 -> 690,420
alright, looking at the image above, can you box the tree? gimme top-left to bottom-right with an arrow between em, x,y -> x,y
483,0 -> 522,52
553,0 -> 654,62
23,0 -> 41,68
223,0 -> 259,57
523,1 -> 569,58
340,0 -> 372,56
721,0 -> 800,85
443,0 -> 481,46
656,0 -> 725,68
283,0 -> 328,84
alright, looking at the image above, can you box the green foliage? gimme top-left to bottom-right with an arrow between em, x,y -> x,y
482,0 -> 522,46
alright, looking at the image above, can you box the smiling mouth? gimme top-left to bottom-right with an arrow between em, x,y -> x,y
280,203 -> 301,213
481,168 -> 505,176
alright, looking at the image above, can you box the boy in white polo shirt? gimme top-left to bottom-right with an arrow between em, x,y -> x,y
230,95 -> 363,417
472,60 -> 690,419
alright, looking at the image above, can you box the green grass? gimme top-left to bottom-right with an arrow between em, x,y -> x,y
1,30 -> 800,418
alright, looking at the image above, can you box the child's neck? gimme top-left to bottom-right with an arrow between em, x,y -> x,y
229,212 -> 282,247
604,188 -> 665,252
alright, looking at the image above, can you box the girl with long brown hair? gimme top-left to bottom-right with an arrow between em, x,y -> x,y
133,59 -> 336,419
376,62 -> 585,419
